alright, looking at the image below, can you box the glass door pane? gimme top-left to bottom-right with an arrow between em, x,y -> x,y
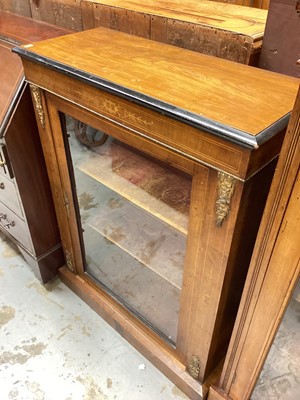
64,116 -> 192,344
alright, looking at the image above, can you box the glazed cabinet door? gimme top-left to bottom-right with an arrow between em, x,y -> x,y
64,117 -> 193,344
45,94 -> 202,345
38,91 -> 247,398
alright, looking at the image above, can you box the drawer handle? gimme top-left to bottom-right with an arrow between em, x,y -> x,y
0,213 -> 15,229
0,213 -> 7,221
0,182 -> 4,189
6,221 -> 15,229
0,161 -> 6,167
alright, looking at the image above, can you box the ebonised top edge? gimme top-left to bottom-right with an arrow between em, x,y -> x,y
12,46 -> 291,150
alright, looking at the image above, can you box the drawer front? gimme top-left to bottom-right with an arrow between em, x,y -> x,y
0,174 -> 23,216
0,144 -> 14,179
0,203 -> 32,251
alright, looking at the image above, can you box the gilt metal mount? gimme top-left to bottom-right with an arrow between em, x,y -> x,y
30,84 -> 45,128
188,355 -> 200,380
65,249 -> 74,272
216,172 -> 237,227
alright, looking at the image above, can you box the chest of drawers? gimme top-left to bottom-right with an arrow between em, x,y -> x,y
0,12 -> 70,282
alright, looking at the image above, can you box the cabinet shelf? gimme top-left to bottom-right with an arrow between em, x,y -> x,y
70,134 -> 191,235
84,223 -> 180,342
88,194 -> 185,290
75,169 -> 185,289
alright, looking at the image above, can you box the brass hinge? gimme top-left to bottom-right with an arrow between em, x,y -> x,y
215,172 -> 237,227
30,84 -> 45,129
65,248 -> 75,272
188,355 -> 201,380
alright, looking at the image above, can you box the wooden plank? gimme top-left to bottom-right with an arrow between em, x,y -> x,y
92,4 -> 111,28
90,3 -> 151,37
81,0 -> 95,30
166,20 -> 253,64
82,0 -> 267,37
84,223 -> 182,341
78,151 -> 191,234
30,0 -> 56,25
208,386 -> 230,400
252,0 -> 270,9
81,0 -> 268,65
29,0 -> 82,31
75,172 -> 187,289
210,0 -> 246,4
110,7 -> 150,38
0,0 -> 31,17
211,0 -> 269,8
150,15 -> 167,43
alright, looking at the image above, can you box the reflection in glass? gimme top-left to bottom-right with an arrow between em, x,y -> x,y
64,116 -> 192,344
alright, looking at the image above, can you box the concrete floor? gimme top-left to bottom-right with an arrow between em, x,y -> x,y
0,232 -> 299,400
0,234 -> 188,400
251,281 -> 300,400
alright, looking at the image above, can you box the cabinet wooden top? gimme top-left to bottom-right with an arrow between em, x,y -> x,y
14,27 -> 299,148
82,0 -> 267,39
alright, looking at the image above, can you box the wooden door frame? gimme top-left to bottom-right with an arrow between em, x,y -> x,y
207,85 -> 300,400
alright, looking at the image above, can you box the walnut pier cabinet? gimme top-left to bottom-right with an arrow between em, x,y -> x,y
14,28 -> 299,399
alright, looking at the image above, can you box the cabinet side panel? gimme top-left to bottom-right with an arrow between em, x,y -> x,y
5,85 -> 61,255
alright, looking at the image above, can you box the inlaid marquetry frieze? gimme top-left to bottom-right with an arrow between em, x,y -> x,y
27,68 -> 245,178
93,93 -> 244,178
100,97 -> 153,129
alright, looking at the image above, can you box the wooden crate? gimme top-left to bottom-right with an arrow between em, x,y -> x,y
81,0 -> 268,65
0,0 -> 83,31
